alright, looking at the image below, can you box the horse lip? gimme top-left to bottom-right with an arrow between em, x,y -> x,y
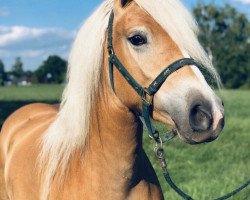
177,130 -> 221,145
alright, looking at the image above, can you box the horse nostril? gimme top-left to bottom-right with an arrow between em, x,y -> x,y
189,105 -> 212,132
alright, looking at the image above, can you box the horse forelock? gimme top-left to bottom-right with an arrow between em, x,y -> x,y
135,0 -> 221,85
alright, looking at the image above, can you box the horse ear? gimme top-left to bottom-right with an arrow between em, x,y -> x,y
121,0 -> 132,7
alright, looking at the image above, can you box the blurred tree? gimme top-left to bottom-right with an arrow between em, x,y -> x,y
35,55 -> 67,84
11,57 -> 24,78
193,4 -> 250,88
25,70 -> 34,83
0,59 -> 7,86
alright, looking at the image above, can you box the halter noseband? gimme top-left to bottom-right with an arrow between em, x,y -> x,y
107,11 -> 205,143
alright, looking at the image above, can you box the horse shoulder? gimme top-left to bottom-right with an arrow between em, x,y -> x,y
1,103 -> 58,155
0,103 -> 58,199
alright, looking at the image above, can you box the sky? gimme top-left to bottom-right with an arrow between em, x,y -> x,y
0,0 -> 250,71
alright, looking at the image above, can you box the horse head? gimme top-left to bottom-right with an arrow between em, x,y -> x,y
106,0 -> 225,144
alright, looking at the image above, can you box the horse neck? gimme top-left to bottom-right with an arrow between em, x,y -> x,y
59,49 -> 163,200
91,92 -> 142,150
85,52 -> 144,183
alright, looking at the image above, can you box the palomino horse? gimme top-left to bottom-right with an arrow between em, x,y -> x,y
0,0 -> 225,199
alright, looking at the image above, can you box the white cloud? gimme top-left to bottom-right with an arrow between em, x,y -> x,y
0,7 -> 10,17
0,25 -> 76,70
0,26 -> 75,47
235,0 -> 250,4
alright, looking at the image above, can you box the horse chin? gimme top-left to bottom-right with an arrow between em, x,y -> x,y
175,127 -> 222,145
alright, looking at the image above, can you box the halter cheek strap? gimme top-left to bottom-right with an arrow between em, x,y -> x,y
107,11 -> 205,143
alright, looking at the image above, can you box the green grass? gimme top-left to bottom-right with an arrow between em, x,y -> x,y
0,86 -> 249,199
0,84 -> 63,101
0,84 -> 63,126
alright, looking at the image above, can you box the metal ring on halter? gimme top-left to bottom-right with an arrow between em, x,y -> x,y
142,89 -> 153,105
148,134 -> 154,140
155,136 -> 163,149
148,133 -> 162,144
108,48 -> 114,55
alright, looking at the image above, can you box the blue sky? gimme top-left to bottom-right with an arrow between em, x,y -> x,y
0,0 -> 250,71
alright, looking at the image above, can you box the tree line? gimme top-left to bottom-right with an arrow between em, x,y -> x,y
0,56 -> 67,85
0,3 -> 249,88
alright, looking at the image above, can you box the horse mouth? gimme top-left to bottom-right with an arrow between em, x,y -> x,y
152,110 -> 176,130
175,130 -> 220,145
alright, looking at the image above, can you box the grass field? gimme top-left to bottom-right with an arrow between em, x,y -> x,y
0,84 -> 63,126
0,85 -> 249,199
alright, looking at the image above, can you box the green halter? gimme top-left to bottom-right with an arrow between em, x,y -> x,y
107,11 -> 205,143
107,10 -> 250,200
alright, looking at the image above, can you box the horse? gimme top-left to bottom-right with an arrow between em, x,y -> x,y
0,0 -> 225,199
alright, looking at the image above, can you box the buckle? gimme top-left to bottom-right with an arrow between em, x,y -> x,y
108,48 -> 114,55
154,139 -> 167,170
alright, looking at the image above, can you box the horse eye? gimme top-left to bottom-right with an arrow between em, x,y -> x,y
128,35 -> 147,46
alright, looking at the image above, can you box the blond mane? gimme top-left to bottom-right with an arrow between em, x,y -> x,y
39,0 -> 219,199
39,1 -> 113,199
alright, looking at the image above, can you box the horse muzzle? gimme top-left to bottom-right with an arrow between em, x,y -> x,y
172,95 -> 225,144
187,102 -> 225,144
